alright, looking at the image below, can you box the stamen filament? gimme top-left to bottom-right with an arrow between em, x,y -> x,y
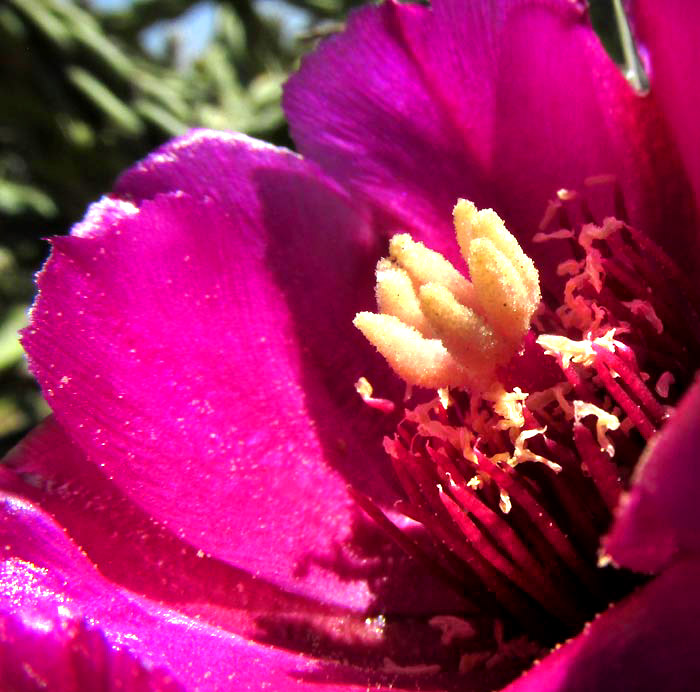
593,359 -> 656,440
473,450 -> 603,598
592,345 -> 667,424
573,423 -> 624,512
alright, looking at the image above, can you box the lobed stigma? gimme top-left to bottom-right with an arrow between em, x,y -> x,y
354,200 -> 540,391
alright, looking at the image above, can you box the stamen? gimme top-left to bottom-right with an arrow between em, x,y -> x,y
572,423 -> 623,512
656,371 -> 675,398
622,299 -> 663,335
593,360 -> 656,440
573,401 -> 620,457
354,376 -> 395,414
473,450 -> 602,597
592,345 -> 668,425
536,330 -> 622,371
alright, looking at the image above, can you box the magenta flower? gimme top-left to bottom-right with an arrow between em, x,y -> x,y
3,1 -> 700,690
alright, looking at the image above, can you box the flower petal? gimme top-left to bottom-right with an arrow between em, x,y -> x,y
3,417 -> 469,643
1,418 -> 345,638
21,131 -> 467,613
0,490 -> 428,692
504,556 -> 700,692
0,612 -> 184,692
284,0 -> 694,269
632,0 -> 700,223
603,375 -> 700,573
285,0 -> 483,263
21,132 -> 393,609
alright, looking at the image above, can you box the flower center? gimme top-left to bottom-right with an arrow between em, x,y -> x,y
354,199 -> 541,391
352,190 -> 700,671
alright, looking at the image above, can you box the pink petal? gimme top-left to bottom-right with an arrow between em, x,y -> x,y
0,490 -> 427,692
21,131 -> 467,613
0,614 -> 184,692
21,132 -> 398,609
504,556 -> 700,692
486,0 -> 693,259
285,0 -> 483,263
283,0 -> 695,270
603,375 -> 700,573
115,130 -> 404,432
2,417 -> 469,637
632,0 -> 700,224
1,418 -> 346,638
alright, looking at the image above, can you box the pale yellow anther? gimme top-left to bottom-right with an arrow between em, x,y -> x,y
437,387 -> 451,410
355,200 -> 542,392
355,376 -> 374,399
486,386 -> 528,430
499,489 -> 512,514
537,329 -> 623,371
353,312 -> 471,389
557,188 -> 578,201
417,283 -> 505,372
511,428 -> 562,472
389,233 -> 474,306
574,401 -> 621,457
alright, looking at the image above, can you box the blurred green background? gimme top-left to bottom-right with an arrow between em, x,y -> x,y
0,0 -> 635,456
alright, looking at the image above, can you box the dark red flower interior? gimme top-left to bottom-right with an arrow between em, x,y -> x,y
354,182 -> 700,674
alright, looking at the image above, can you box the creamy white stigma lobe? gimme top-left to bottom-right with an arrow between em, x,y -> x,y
354,200 -> 541,390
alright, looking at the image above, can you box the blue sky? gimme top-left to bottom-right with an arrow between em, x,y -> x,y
89,0 -> 217,61
88,0 -> 310,62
